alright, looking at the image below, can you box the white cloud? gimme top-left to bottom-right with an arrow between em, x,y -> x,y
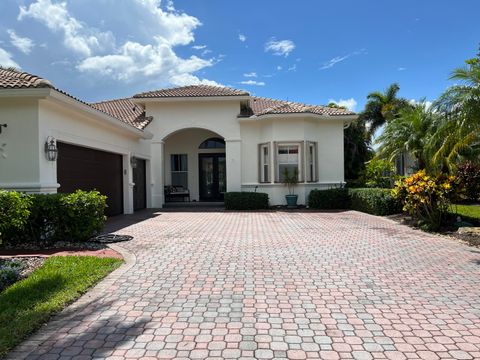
0,48 -> 19,68
243,72 -> 257,78
265,39 -> 295,57
240,80 -> 265,86
78,40 -> 216,85
409,99 -> 432,109
7,30 -> 34,54
20,0 -> 217,86
398,67 -> 407,71
288,64 -> 297,72
238,34 -> 246,42
276,65 -> 282,70
18,0 -> 114,57
328,98 -> 357,111
320,49 -> 366,70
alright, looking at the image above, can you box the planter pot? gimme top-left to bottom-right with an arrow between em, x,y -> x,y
285,194 -> 298,208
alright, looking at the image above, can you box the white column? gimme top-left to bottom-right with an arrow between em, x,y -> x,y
151,141 -> 165,208
225,139 -> 242,192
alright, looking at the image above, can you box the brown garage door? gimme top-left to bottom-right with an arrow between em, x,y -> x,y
57,142 -> 123,216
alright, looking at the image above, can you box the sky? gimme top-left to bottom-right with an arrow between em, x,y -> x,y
0,0 -> 479,111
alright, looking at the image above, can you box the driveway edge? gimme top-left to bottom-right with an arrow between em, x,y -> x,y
5,244 -> 136,360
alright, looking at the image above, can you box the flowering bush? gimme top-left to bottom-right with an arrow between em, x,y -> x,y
392,170 -> 457,230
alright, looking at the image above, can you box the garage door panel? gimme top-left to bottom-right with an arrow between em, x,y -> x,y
57,142 -> 123,216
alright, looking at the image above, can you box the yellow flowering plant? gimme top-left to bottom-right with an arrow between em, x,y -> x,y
392,170 -> 458,230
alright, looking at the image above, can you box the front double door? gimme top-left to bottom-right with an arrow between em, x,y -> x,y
199,153 -> 226,201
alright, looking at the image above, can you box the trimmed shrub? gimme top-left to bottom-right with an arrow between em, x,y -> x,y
349,188 -> 402,216
1,190 -> 107,246
224,192 -> 269,210
0,191 -> 31,245
308,188 -> 350,210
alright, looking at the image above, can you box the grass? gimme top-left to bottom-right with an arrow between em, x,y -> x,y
450,204 -> 480,224
0,256 -> 122,357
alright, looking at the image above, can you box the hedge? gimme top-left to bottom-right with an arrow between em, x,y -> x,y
308,188 -> 350,210
349,188 -> 402,216
0,190 -> 107,246
224,192 -> 269,210
308,188 -> 401,216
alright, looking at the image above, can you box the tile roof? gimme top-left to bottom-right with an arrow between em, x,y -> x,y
0,68 -> 148,132
133,85 -> 249,98
91,98 -> 152,130
0,68 -> 53,89
248,97 -> 356,117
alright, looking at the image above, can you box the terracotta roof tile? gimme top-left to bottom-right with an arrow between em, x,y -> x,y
0,68 -> 53,89
0,69 -> 147,132
133,85 -> 249,98
91,98 -> 152,130
248,96 -> 356,117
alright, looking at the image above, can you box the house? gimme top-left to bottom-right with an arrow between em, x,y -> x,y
0,69 -> 357,215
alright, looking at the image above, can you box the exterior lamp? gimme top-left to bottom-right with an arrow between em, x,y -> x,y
130,156 -> 138,169
45,136 -> 58,161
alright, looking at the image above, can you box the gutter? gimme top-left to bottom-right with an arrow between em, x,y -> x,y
239,113 -> 358,122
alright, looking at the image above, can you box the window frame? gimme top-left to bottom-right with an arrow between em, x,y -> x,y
258,142 -> 271,183
274,142 -> 304,183
170,154 -> 188,188
305,141 -> 318,182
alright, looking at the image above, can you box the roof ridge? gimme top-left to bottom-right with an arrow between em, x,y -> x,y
91,97 -> 136,105
0,68 -> 53,88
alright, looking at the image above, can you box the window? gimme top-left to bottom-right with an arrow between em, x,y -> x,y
199,137 -> 225,149
276,143 -> 301,182
306,141 -> 317,182
171,154 -> 188,188
259,143 -> 270,183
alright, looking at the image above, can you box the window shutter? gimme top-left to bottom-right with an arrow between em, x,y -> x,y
273,141 -> 278,182
258,143 -> 262,183
299,141 -> 305,182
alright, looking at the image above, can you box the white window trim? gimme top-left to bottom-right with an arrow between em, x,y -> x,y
274,142 -> 304,183
305,141 -> 318,182
258,142 -> 271,183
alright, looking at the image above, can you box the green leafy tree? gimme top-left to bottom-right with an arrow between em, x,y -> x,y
376,101 -> 439,171
344,118 -> 373,181
429,47 -> 480,170
360,83 -> 410,138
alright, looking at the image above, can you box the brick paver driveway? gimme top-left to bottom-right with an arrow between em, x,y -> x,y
13,211 -> 480,360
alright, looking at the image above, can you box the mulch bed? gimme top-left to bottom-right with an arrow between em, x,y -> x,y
0,247 -> 123,260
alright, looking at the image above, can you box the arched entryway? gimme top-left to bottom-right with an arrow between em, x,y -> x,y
163,128 -> 226,202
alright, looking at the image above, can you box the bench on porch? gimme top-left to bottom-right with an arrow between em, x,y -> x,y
164,185 -> 191,202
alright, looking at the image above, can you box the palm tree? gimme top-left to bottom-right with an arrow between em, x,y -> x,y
429,48 -> 480,171
360,83 -> 410,138
376,101 -> 439,171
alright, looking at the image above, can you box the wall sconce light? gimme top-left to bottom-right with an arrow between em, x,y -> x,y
44,136 -> 58,161
0,124 -> 7,134
130,156 -> 138,169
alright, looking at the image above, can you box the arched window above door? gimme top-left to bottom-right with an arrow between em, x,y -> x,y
199,137 -> 225,149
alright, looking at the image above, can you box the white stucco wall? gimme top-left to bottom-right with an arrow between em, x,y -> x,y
0,98 -> 40,191
240,117 -> 346,205
143,100 -> 242,207
38,98 -> 151,213
0,94 -> 151,214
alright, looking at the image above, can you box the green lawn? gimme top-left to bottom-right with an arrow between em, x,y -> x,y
450,204 -> 480,223
0,256 -> 122,357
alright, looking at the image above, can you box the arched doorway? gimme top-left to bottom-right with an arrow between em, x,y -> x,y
163,128 -> 226,202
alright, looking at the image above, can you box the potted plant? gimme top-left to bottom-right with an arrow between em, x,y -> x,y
283,167 -> 299,208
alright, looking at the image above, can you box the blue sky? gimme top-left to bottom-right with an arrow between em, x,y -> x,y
1,0 -> 479,111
